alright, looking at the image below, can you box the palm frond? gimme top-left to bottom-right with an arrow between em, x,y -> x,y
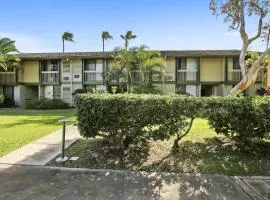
62,32 -> 74,42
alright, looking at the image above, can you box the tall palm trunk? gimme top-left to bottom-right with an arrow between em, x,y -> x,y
62,39 -> 65,53
102,39 -> 105,52
125,40 -> 128,50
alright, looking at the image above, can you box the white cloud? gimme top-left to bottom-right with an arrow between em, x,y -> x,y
224,31 -> 239,36
0,32 -> 58,53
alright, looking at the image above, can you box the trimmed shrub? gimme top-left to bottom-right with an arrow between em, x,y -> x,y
25,99 -> 69,110
0,94 -> 4,106
0,95 -> 15,108
76,94 -> 202,148
204,96 -> 270,139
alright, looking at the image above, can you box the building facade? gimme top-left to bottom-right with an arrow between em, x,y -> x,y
0,50 -> 268,107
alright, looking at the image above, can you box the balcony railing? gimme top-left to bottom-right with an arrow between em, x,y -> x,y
41,71 -> 59,85
84,71 -> 103,84
227,70 -> 241,83
227,70 -> 263,83
0,72 -> 16,85
177,70 -> 198,84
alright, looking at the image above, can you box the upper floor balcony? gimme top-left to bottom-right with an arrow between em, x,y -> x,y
227,69 -> 263,83
177,70 -> 199,84
40,60 -> 60,85
40,71 -> 60,85
84,71 -> 104,85
0,71 -> 16,85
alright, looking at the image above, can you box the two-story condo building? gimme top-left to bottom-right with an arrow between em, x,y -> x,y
0,50 -> 268,107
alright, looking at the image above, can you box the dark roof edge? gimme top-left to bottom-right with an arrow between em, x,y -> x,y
18,50 -> 243,60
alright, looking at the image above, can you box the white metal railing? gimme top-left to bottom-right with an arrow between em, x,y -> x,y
41,71 -> 59,84
177,70 -> 198,83
228,70 -> 241,82
0,72 -> 16,85
84,71 -> 103,84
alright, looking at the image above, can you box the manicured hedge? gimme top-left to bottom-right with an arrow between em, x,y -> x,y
76,94 -> 202,148
204,96 -> 270,139
76,94 -> 270,147
25,99 -> 69,110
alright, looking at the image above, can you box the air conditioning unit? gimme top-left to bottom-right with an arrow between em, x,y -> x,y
63,76 -> 70,81
166,75 -> 174,81
73,73 -> 82,82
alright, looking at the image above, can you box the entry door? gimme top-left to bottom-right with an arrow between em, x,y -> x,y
201,85 -> 213,97
62,85 -> 72,105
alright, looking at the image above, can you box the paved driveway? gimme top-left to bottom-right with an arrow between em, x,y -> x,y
0,164 -> 269,200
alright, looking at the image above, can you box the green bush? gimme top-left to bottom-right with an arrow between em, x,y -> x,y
0,93 -> 4,106
204,96 -> 270,139
0,95 -> 15,108
25,99 -> 69,110
76,94 -> 202,148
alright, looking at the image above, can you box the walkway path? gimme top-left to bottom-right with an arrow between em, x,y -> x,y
0,165 -> 269,200
0,125 -> 80,166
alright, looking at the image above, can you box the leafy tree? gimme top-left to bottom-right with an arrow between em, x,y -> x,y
101,31 -> 113,52
62,32 -> 74,52
120,31 -> 137,50
210,0 -> 270,96
0,37 -> 20,71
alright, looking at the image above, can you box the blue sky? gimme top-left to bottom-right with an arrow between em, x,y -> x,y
0,0 -> 265,52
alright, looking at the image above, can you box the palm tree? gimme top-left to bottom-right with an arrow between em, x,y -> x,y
120,31 -> 137,50
0,37 -> 20,71
62,32 -> 74,52
102,31 -> 113,52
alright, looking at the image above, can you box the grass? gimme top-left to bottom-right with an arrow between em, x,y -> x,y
0,109 -> 76,157
48,118 -> 270,176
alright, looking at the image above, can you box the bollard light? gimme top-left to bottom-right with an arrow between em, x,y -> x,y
55,118 -> 70,163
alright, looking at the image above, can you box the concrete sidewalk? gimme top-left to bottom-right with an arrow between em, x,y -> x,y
0,165 -> 269,200
0,125 -> 80,166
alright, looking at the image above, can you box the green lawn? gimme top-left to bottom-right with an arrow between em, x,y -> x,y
48,119 -> 270,176
0,109 -> 76,157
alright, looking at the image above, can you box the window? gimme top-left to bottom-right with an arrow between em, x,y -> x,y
177,58 -> 186,70
233,57 -> 240,69
84,60 -> 96,71
50,60 -> 59,71
63,60 -> 71,73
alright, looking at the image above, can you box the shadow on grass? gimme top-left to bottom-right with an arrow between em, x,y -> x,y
49,138 -> 150,171
50,136 -> 270,176
143,137 -> 270,176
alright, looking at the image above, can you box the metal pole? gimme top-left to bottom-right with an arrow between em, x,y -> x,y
61,121 -> 66,159
56,118 -> 69,163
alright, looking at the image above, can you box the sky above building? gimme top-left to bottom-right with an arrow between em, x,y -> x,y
0,0 -> 266,52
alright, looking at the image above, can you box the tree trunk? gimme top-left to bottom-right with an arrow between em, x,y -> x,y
173,118 -> 194,149
229,0 -> 267,96
229,49 -> 270,96
102,39 -> 105,52
125,40 -> 128,50
62,39 -> 65,53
